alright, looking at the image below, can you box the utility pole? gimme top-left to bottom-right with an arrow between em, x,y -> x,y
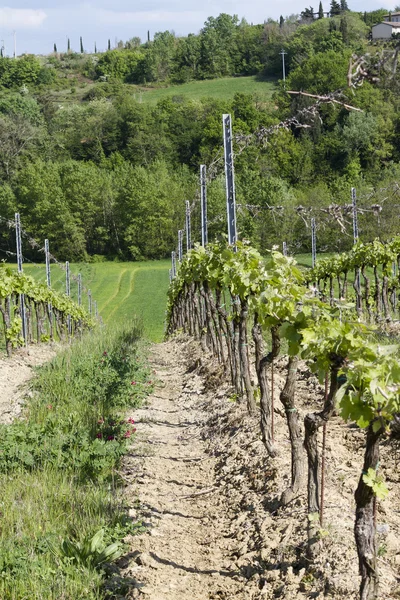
223,114 -> 237,248
280,49 -> 287,87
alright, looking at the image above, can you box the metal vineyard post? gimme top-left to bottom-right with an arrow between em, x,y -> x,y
15,212 -> 27,345
200,164 -> 208,246
223,114 -> 237,248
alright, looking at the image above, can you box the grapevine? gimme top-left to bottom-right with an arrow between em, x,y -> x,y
0,264 -> 94,354
167,241 -> 400,600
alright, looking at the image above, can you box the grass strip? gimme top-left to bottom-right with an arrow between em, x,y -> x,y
0,320 -> 153,599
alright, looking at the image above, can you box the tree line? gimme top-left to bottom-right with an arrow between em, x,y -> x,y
0,10 -> 399,261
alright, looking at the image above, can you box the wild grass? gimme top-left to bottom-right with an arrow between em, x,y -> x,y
0,320 -> 152,599
17,260 -> 171,341
48,75 -> 277,106
133,75 -> 277,105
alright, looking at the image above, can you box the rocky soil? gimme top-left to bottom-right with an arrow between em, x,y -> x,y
118,335 -> 400,599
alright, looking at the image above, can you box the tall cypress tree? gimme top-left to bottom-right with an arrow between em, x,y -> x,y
54,43 -> 57,53
330,0 -> 341,16
279,15 -> 285,28
108,39 -> 111,50
67,38 -> 70,52
94,42 -> 97,54
340,0 -> 349,11
80,36 -> 84,53
318,1 -> 324,18
340,17 -> 349,43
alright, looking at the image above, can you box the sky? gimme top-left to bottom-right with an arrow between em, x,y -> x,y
0,0 -> 394,57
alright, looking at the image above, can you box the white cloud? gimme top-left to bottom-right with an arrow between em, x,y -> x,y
0,7 -> 47,28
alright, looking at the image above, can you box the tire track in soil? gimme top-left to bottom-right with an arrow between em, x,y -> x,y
121,340 -> 250,600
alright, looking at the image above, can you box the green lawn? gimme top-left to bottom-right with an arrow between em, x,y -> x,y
134,75 -> 277,104
47,75 -> 277,107
21,260 -> 171,342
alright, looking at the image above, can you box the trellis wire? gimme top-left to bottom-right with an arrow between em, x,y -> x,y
0,215 -> 98,311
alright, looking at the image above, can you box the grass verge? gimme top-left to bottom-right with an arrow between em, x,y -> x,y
0,321 -> 153,599
16,260 -> 171,342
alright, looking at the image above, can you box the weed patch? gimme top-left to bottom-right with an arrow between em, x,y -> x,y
0,320 -> 152,599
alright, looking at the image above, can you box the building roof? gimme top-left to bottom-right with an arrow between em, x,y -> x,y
372,21 -> 400,28
383,11 -> 400,16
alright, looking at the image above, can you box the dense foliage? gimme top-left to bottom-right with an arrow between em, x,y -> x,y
0,9 -> 399,261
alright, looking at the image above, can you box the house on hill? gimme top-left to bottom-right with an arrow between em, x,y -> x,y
383,11 -> 400,21
372,20 -> 400,39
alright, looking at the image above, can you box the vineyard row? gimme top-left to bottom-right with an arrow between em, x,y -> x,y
166,241 -> 400,600
0,264 -> 94,355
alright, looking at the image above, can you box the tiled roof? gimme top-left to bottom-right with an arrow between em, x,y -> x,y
373,21 -> 400,27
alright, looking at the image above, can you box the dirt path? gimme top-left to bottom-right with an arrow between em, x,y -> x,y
122,340 -> 252,600
120,338 -> 400,600
0,345 -> 57,424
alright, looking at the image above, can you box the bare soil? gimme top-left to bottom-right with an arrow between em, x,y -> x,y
120,336 -> 400,599
0,345 -> 57,424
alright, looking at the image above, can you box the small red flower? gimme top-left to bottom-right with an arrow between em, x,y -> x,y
47,404 -> 53,410
131,381 -> 136,385
127,417 -> 135,424
97,418 -> 104,424
124,431 -> 131,438
103,351 -> 107,356
107,435 -> 115,441
96,433 -> 103,439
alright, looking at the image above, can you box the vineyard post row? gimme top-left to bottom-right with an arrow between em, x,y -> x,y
0,213 -> 99,355
170,114 -> 365,280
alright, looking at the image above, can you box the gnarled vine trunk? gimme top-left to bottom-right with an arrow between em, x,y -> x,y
304,356 -> 342,560
355,422 -> 384,600
252,319 -> 280,457
280,356 -> 304,505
